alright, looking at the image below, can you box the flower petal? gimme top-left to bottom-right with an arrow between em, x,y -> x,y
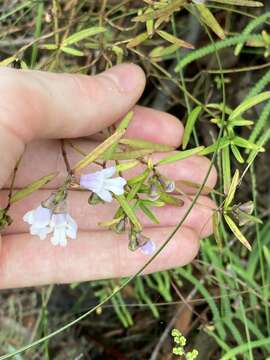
140,240 -> 156,255
104,177 -> 126,195
66,214 -> 78,239
80,172 -> 102,191
30,225 -> 52,240
96,188 -> 113,202
51,226 -> 67,246
51,213 -> 67,227
100,166 -> 116,178
23,210 -> 35,225
34,206 -> 52,226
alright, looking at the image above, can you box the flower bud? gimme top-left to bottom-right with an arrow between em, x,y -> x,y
239,201 -> 254,215
157,175 -> 175,193
148,183 -> 160,201
54,199 -> 67,214
115,218 -> 126,233
41,192 -> 58,210
88,193 -> 104,205
128,230 -> 138,251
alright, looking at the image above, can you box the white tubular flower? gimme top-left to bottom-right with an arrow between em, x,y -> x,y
80,167 -> 127,202
50,213 -> 78,247
23,205 -> 78,246
23,205 -> 53,240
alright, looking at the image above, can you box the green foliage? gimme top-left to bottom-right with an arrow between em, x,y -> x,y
1,1 -> 270,359
175,34 -> 263,71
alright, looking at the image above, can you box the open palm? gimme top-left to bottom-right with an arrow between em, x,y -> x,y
0,64 -> 216,289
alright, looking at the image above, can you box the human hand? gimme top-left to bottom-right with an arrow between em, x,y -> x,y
0,64 -> 216,289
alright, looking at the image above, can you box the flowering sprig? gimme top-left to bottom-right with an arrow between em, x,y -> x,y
18,115 -> 181,252
0,109 -> 261,254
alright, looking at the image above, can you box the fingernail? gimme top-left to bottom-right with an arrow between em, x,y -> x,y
101,64 -> 145,93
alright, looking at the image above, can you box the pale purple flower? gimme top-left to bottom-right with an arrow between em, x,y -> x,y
50,213 -> 77,246
23,205 -> 53,240
140,239 -> 156,256
23,205 -> 77,246
80,167 -> 126,202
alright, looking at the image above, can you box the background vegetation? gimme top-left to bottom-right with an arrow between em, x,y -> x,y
1,0 -> 270,359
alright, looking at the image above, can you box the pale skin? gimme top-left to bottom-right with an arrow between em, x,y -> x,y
0,63 -> 217,289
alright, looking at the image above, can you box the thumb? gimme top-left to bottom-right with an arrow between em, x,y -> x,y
0,64 -> 146,187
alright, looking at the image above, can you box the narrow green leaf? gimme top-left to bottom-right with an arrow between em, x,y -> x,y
232,136 -> 262,150
116,160 -> 139,173
207,103 -> 233,114
103,111 -> 134,160
150,44 -> 179,59
231,144 -> 244,163
115,195 -> 142,231
229,92 -> 270,120
111,45 -> 123,64
199,138 -> 230,155
11,173 -> 58,204
140,199 -> 165,207
41,44 -> 58,50
212,0 -> 263,6
224,215 -> 252,251
31,1 -> 44,68
228,119 -> 254,126
146,10 -> 154,37
263,246 -> 270,268
102,149 -> 153,160
98,217 -> 123,228
127,32 -> 148,48
132,0 -> 185,22
0,56 -> 16,67
157,146 -> 204,165
127,169 -> 150,201
60,47 -> 84,56
73,129 -> 125,172
248,127 -> 270,163
224,169 -> 239,208
128,172 -> 151,186
63,27 -> 106,46
182,106 -> 202,149
120,138 -> 174,152
195,4 -> 225,40
222,146 -> 231,194
156,30 -> 194,49
139,202 -> 160,224
159,193 -> 184,206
